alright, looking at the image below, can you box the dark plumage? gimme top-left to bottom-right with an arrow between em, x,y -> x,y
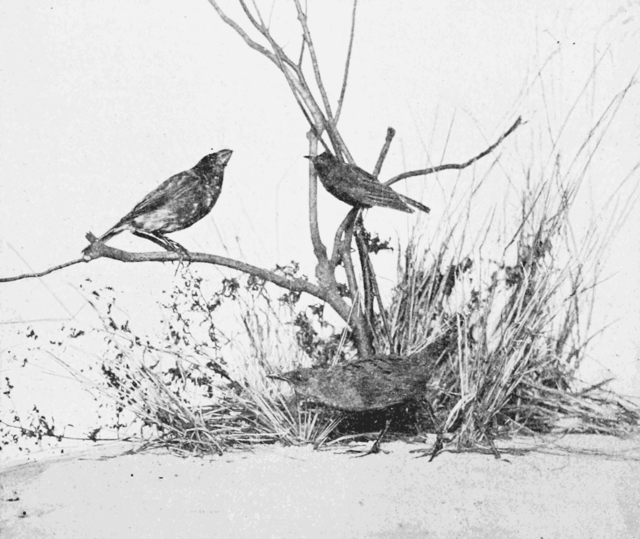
306,151 -> 430,214
270,343 -> 445,457
84,149 -> 232,254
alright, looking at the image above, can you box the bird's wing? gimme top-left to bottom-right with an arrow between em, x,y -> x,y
344,164 -> 413,212
358,183 -> 413,212
117,170 -> 198,224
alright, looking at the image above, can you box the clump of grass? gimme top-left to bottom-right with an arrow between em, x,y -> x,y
71,266 -> 342,455
384,75 -> 640,453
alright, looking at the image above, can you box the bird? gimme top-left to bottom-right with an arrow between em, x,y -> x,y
83,149 -> 232,255
305,151 -> 430,214
269,341 -> 447,458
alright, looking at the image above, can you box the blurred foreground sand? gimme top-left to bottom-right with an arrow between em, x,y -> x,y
1,434 -> 640,539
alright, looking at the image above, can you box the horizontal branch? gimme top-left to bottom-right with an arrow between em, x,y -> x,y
1,241 -> 354,323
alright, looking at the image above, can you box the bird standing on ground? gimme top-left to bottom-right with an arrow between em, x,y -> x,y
83,149 -> 232,255
306,151 -> 430,214
269,344 -> 445,458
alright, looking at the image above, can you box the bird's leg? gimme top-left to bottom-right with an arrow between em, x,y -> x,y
157,234 -> 192,274
155,233 -> 193,274
152,232 -> 191,260
411,399 -> 445,461
132,230 -> 192,268
132,230 -> 174,251
476,419 -> 501,459
350,418 -> 391,458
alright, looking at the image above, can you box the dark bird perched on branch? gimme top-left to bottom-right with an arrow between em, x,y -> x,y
306,151 -> 430,214
83,149 -> 232,255
269,341 -> 446,458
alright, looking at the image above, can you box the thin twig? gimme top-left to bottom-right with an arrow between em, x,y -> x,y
291,0 -> 352,162
292,0 -> 334,123
373,127 -> 396,177
334,0 -> 358,125
206,0 -> 277,65
0,258 -> 85,283
385,117 -> 524,186
207,0 -> 323,136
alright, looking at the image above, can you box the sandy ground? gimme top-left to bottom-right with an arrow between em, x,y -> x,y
1,434 -> 640,539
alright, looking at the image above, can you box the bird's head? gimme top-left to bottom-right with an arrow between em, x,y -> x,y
197,149 -> 233,170
304,151 -> 337,174
268,368 -> 319,398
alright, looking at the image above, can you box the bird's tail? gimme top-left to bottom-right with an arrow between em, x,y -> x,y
96,223 -> 127,243
82,222 -> 128,255
399,194 -> 430,214
398,193 -> 431,213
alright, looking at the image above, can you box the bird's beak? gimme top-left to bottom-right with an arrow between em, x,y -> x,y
217,149 -> 233,165
268,373 -> 289,382
303,155 -> 311,160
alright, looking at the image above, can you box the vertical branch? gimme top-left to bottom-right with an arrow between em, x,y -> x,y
206,0 -> 371,355
292,0 -> 353,163
292,0 -> 335,123
351,129 -> 397,347
354,215 -> 374,324
341,217 -> 374,357
373,127 -> 396,177
306,133 -> 328,262
334,0 -> 358,125
331,208 -> 359,267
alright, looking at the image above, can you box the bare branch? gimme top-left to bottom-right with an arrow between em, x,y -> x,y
341,216 -> 358,305
236,0 -> 327,140
373,127 -> 396,177
340,217 -> 374,357
297,30 -> 306,67
334,0 -> 358,125
292,0 -> 335,123
206,0 -> 313,126
240,0 -> 299,72
354,215 -> 391,346
330,207 -> 359,267
0,259 -> 85,283
306,133 -> 328,262
206,0 -> 350,160
205,0 -> 278,65
291,0 -> 353,162
2,241 -> 355,325
385,117 -> 524,186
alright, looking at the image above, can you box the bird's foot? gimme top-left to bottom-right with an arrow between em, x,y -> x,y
410,432 -> 445,461
150,234 -> 192,272
344,420 -> 391,457
347,439 -> 389,458
160,237 -> 190,258
170,245 -> 192,274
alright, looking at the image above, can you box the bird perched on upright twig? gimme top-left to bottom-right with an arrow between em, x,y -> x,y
83,149 -> 232,255
269,342 -> 446,458
306,151 -> 430,214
